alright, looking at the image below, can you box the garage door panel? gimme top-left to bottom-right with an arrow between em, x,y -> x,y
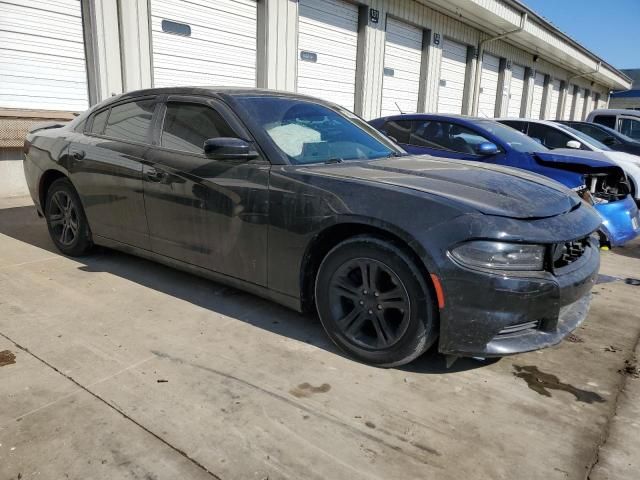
151,0 -> 257,88
478,52 -> 499,117
297,0 -> 358,110
507,64 -> 525,117
0,0 -> 88,111
530,72 -> 545,119
548,79 -> 561,119
574,88 -> 585,120
381,18 -> 422,116
563,88 -> 575,120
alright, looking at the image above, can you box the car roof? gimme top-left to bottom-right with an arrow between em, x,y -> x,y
371,113 -> 498,125
588,108 -> 640,117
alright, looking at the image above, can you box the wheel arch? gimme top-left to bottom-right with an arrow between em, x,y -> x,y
38,169 -> 68,212
299,219 -> 437,313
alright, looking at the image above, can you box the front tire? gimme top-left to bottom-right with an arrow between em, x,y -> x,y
45,177 -> 93,256
315,235 -> 438,367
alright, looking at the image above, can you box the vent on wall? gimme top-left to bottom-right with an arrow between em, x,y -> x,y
161,19 -> 191,37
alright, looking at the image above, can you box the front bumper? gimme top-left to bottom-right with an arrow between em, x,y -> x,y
437,237 -> 599,357
596,195 -> 640,247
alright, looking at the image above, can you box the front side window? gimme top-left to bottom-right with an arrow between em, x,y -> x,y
500,120 -> 528,134
383,120 -> 411,144
161,103 -> 235,154
571,123 -> 613,143
103,100 -> 155,144
233,96 -> 400,164
593,115 -> 616,129
411,121 -> 493,155
476,120 -> 546,153
527,123 -> 572,149
619,118 -> 640,141
90,109 -> 108,135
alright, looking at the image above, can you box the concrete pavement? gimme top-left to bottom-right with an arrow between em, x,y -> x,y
0,196 -> 639,480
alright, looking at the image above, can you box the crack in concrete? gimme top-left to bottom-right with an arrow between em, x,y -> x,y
0,332 -> 223,480
585,330 -> 640,480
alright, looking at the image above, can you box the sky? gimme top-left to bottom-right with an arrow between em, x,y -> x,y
523,0 -> 640,70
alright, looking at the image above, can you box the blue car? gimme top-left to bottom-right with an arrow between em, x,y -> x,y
369,114 -> 640,247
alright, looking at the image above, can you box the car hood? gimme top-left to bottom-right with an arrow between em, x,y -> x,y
535,149 -> 617,169
304,155 -> 579,219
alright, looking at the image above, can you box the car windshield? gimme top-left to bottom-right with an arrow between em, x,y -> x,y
560,125 -> 612,151
476,120 -> 548,153
233,96 -> 403,164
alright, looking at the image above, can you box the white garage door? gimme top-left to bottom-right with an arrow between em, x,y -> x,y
573,87 -> 585,120
507,64 -> 525,117
380,18 -> 423,117
477,53 -> 500,118
0,0 -> 88,111
437,39 -> 468,114
297,0 -> 359,110
563,85 -> 576,120
150,0 -> 257,88
548,79 -> 561,119
530,72 -> 545,119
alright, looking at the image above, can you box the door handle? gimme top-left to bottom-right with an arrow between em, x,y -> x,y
144,166 -> 166,182
70,150 -> 85,161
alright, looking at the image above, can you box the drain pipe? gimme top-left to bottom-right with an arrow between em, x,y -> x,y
471,12 -> 528,116
560,61 -> 601,117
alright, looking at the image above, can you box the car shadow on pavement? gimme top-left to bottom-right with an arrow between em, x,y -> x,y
0,205 -> 492,374
607,242 -> 640,260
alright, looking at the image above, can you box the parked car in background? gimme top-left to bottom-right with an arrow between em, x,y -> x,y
558,121 -> 640,156
370,114 -> 640,247
24,88 -> 603,367
586,109 -> 640,142
498,118 -> 640,208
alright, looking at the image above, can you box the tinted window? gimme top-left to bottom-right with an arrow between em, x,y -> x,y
500,120 -> 528,134
593,115 -> 616,129
620,118 -> 640,141
234,96 -> 400,164
103,100 -> 155,143
383,120 -> 411,143
568,123 -> 612,143
410,121 -> 493,154
528,123 -> 572,149
161,103 -> 236,154
476,120 -> 547,153
90,109 -> 108,135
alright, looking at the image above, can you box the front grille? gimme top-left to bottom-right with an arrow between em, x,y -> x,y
498,320 -> 541,336
553,238 -> 588,269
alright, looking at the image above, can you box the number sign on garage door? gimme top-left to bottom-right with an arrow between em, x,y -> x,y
380,18 -> 423,117
530,72 -> 545,119
297,0 -> 359,110
437,39 -> 468,114
0,0 -> 88,111
548,79 -> 561,119
507,64 -> 525,117
477,52 -> 500,118
150,0 -> 257,88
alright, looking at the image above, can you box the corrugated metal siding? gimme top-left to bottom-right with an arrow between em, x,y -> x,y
530,71 -> 545,119
0,0 -> 88,111
478,52 -> 499,117
437,38 -> 467,114
507,64 -> 524,117
150,0 -> 257,88
297,0 -> 359,110
380,17 -> 423,116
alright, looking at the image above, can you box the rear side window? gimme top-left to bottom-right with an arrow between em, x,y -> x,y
411,121 -> 492,154
573,124 -> 613,143
103,100 -> 155,144
382,120 -> 411,143
161,102 -> 235,154
619,118 -> 640,141
593,115 -> 616,129
90,109 -> 108,135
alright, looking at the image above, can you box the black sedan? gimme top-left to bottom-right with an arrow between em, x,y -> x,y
23,88 -> 601,367
558,120 -> 640,156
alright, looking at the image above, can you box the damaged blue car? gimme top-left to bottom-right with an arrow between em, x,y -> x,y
370,114 -> 640,247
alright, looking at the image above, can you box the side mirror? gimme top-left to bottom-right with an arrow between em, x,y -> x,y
566,140 -> 582,149
203,137 -> 258,160
476,142 -> 500,156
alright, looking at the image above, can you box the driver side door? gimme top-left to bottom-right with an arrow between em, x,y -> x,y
142,96 -> 270,286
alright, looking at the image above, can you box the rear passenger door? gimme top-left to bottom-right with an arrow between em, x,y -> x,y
70,98 -> 157,249
142,96 -> 270,286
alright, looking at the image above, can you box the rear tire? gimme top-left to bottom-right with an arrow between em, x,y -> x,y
315,235 -> 438,367
45,177 -> 93,256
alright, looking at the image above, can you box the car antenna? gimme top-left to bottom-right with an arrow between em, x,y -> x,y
395,102 -> 405,115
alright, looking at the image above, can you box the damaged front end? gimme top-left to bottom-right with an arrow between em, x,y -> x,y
573,168 -> 640,247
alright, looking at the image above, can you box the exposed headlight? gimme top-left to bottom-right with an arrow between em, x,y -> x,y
450,241 -> 545,271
